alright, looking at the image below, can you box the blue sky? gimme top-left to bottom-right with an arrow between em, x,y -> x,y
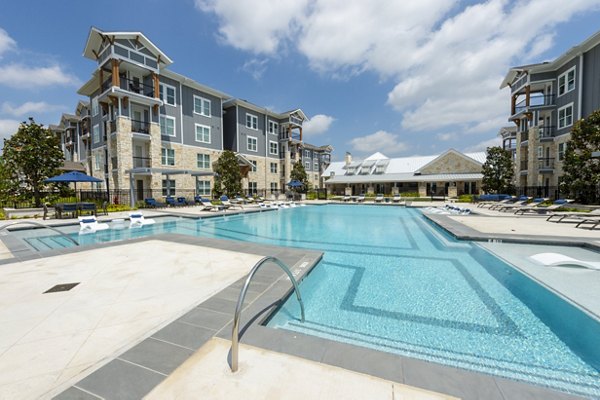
1,0 -> 600,159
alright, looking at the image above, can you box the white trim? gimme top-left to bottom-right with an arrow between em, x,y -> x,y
193,95 -> 211,117
247,135 -> 258,152
246,113 -> 258,130
269,140 -> 278,156
160,115 -> 176,137
268,120 -> 279,135
92,124 -> 100,143
557,66 -> 576,97
179,81 -> 183,145
196,153 -> 211,169
270,162 -> 278,174
92,97 -> 99,116
220,98 -> 224,151
578,54 -> 583,120
161,147 -> 175,166
159,83 -> 177,106
558,103 -> 574,129
195,123 -> 211,144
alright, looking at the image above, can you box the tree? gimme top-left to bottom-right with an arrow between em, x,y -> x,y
481,146 -> 515,194
290,161 -> 309,192
212,150 -> 242,196
2,118 -> 64,206
560,109 -> 600,204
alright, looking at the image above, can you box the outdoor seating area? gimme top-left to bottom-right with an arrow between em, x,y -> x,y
54,202 -> 99,219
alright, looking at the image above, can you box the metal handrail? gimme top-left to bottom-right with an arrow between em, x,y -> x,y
0,221 -> 79,246
231,256 -> 305,372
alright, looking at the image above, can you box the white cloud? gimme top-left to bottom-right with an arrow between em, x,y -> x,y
303,114 -> 335,137
463,137 -> 501,153
349,130 -> 408,156
241,58 -> 269,80
0,64 -> 79,88
0,119 -> 20,142
197,0 -> 600,138
0,28 -> 16,58
437,132 -> 457,142
1,101 -> 65,117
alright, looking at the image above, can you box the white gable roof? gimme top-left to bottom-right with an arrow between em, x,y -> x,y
364,152 -> 389,161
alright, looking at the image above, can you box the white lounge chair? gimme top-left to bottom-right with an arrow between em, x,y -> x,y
529,252 -> 600,270
375,193 -> 384,202
356,194 -> 366,202
392,194 -> 401,203
199,197 -> 221,212
79,216 -> 109,234
129,212 -> 156,227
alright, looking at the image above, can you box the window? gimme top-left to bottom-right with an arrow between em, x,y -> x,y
196,180 -> 210,195
160,115 -> 176,136
92,124 -> 100,143
537,146 -> 543,158
314,160 -> 319,171
162,179 -> 176,196
94,153 -> 103,171
250,160 -> 257,172
558,103 -> 574,129
558,143 -> 566,161
305,161 -> 310,170
270,162 -> 277,173
558,67 -> 576,96
269,141 -> 278,155
194,96 -> 211,116
195,124 -> 211,143
268,120 -> 278,134
270,182 -> 278,193
248,181 -> 257,195
92,97 -> 99,116
197,153 -> 210,169
246,113 -> 258,130
161,148 -> 175,166
304,150 -> 310,158
247,136 -> 257,152
159,83 -> 176,106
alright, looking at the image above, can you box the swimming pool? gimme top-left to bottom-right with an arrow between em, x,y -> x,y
7,205 -> 600,397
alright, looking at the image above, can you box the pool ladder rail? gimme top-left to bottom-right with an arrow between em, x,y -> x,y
231,255 -> 305,372
0,221 -> 79,247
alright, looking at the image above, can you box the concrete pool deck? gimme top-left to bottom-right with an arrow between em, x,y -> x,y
0,203 -> 598,399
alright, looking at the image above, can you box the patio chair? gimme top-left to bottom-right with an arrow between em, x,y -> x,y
375,193 -> 384,202
144,198 -> 165,208
79,202 -> 98,217
176,197 -> 190,206
392,194 -> 402,203
221,195 -> 242,209
129,212 -> 156,227
78,216 -> 109,234
245,196 -> 255,203
575,216 -> 600,230
356,193 -> 366,202
546,207 -> 600,223
529,252 -> 600,270
342,195 -> 351,202
199,197 -> 221,212
165,196 -> 178,207
513,199 -> 570,215
496,196 -> 532,212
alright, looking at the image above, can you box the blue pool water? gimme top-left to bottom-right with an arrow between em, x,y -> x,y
9,205 -> 600,397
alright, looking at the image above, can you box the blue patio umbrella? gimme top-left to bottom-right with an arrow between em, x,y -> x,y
287,179 -> 303,188
45,171 -> 103,198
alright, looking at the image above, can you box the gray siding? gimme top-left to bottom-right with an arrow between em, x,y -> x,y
530,71 -> 555,83
181,85 -> 222,150
89,89 -> 106,150
222,105 -> 238,151
237,106 -> 265,157
265,117 -> 280,160
158,75 -> 181,143
555,58 -> 579,136
583,43 -> 600,117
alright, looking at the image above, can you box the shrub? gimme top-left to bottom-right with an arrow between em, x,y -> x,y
457,194 -> 475,203
106,204 -> 133,212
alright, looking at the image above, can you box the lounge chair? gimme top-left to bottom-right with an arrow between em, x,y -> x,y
374,193 -> 384,202
176,197 -> 190,206
144,198 -> 165,208
546,208 -> 600,223
220,195 -> 242,209
356,193 -> 366,202
342,195 -> 351,202
165,197 -> 177,207
78,216 -> 109,234
245,196 -> 255,203
496,196 -> 532,212
529,252 -> 600,270
129,212 -> 156,227
198,197 -> 221,212
576,216 -> 600,230
392,194 -> 402,203
477,194 -> 512,208
512,198 -> 560,215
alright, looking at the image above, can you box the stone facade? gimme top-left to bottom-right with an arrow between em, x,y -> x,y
420,152 -> 482,174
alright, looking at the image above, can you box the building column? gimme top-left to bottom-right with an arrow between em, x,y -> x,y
111,59 -> 120,88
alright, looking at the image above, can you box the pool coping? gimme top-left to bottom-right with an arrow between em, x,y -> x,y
2,209 -> 592,400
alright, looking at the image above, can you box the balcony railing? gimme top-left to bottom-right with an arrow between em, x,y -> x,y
101,77 -> 155,98
131,119 -> 150,134
520,160 -> 529,171
538,126 -> 555,140
289,115 -> 303,126
279,132 -> 301,141
538,157 -> 555,170
133,156 -> 151,168
514,94 -> 556,114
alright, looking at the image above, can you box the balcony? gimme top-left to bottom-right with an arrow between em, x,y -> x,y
520,160 -> 529,171
133,156 -> 151,168
289,115 -> 303,126
279,131 -> 301,141
131,119 -> 150,134
520,131 -> 529,144
538,126 -> 555,141
538,157 -> 555,171
513,94 -> 555,116
102,77 -> 155,99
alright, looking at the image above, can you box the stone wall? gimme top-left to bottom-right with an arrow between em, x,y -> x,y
419,152 -> 482,174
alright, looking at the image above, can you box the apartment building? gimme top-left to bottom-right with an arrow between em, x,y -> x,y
500,29 -> 600,198
53,27 -> 332,203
